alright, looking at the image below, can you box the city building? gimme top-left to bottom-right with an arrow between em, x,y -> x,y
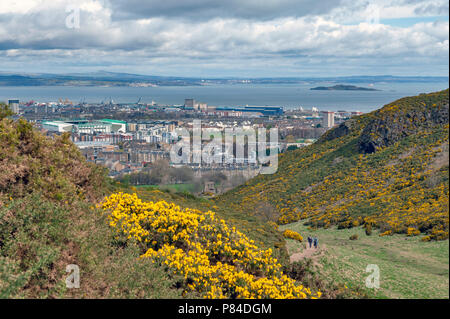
74,121 -> 113,134
127,123 -> 137,131
322,111 -> 335,128
242,106 -> 283,116
99,119 -> 127,133
197,102 -> 208,111
184,99 -> 195,109
8,99 -> 20,114
213,106 -> 283,117
42,121 -> 74,133
42,119 -> 128,135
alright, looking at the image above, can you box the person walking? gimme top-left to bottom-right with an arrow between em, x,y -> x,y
313,237 -> 318,249
307,236 -> 312,249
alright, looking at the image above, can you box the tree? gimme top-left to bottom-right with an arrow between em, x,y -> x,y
285,135 -> 296,143
171,166 -> 194,183
149,159 -> 171,184
0,103 -> 13,120
255,201 -> 279,222
202,172 -> 227,185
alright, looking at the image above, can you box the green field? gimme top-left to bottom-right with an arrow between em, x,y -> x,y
280,222 -> 449,299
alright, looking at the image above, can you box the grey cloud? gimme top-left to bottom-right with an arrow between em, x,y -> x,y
399,0 -> 449,15
0,8 -> 448,60
414,3 -> 449,15
109,0 -> 344,21
0,0 -> 447,77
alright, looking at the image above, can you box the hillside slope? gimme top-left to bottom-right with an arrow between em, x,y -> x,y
0,109 -> 195,298
0,105 -> 292,298
217,90 -> 449,241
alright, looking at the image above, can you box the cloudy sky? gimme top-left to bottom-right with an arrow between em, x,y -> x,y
0,0 -> 448,77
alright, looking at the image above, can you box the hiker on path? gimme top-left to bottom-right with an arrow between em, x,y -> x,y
313,237 -> 318,249
307,236 -> 312,249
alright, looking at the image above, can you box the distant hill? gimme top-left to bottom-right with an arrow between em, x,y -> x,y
217,89 -> 449,241
0,71 -> 448,86
311,84 -> 379,91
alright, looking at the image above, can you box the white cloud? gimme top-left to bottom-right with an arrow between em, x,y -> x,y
0,0 -> 447,76
0,0 -> 42,14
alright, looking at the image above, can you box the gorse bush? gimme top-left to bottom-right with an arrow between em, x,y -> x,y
0,111 -> 112,298
407,227 -> 421,237
101,192 -> 321,299
0,113 -> 108,201
365,224 -> 372,236
0,106 -> 300,298
0,194 -> 68,298
283,230 -> 303,242
0,114 -> 189,298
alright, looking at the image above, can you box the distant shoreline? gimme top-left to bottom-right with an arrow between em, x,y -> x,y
311,85 -> 380,91
0,72 -> 447,87
2,83 -> 448,113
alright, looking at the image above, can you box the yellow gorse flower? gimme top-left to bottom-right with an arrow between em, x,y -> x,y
282,230 -> 303,242
101,192 -> 320,299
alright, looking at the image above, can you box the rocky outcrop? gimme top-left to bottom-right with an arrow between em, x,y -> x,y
358,90 -> 449,153
319,118 -> 355,143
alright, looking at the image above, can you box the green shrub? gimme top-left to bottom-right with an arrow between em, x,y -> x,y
365,224 -> 373,236
0,194 -> 69,298
285,260 -> 367,299
0,102 -> 13,120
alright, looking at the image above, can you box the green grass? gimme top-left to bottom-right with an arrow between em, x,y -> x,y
135,183 -> 196,193
280,221 -> 449,299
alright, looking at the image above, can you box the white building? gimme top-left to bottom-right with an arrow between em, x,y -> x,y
42,121 -> 74,133
197,102 -> 208,111
8,99 -> 20,114
99,119 -> 127,133
322,111 -> 335,128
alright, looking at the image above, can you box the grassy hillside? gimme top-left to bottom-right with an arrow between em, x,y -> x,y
0,105 -> 291,298
1,89 -> 448,299
0,108 -> 197,298
280,222 -> 449,299
217,90 -> 449,241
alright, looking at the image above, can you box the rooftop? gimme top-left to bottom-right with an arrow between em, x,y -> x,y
100,119 -> 127,124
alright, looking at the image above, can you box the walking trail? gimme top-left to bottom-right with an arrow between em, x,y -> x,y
289,244 -> 327,264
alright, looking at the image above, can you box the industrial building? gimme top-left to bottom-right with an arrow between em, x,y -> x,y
242,106 -> 283,116
42,119 -> 127,134
99,119 -> 127,133
42,121 -> 74,133
215,106 -> 284,116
